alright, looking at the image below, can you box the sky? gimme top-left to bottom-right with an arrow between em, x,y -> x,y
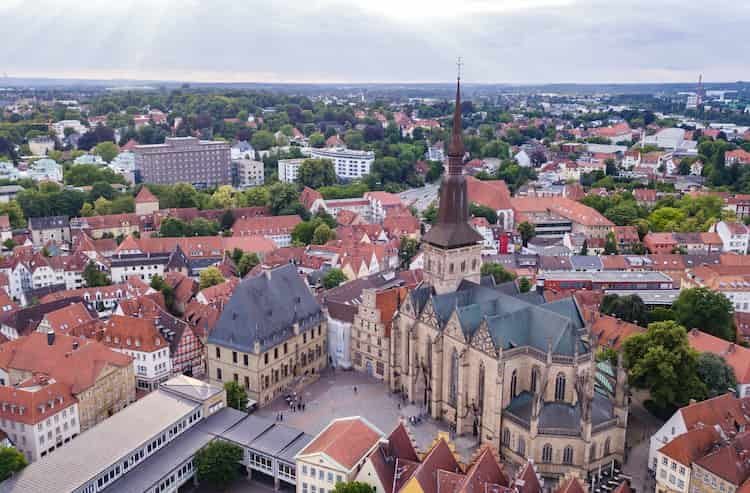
1,0 -> 748,84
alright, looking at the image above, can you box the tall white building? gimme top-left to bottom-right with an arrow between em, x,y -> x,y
235,158 -> 265,188
278,158 -> 306,183
310,148 -> 375,180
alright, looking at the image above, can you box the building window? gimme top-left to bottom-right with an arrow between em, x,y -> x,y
243,354 -> 249,366
555,373 -> 566,401
215,347 -> 221,359
604,437 -> 611,456
542,444 -> 552,463
563,446 -> 573,464
232,351 -> 237,363
589,442 -> 597,462
517,437 -> 525,458
216,368 -> 222,380
530,367 -> 538,393
510,369 -> 518,398
502,428 -> 510,446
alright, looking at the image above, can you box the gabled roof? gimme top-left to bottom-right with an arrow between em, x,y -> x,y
411,438 -> 462,493
688,330 -> 750,383
297,416 -> 383,470
658,425 -> 721,466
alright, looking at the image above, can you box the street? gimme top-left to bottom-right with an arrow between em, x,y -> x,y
399,181 -> 439,213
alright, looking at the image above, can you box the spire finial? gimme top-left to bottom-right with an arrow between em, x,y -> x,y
456,56 -> 463,81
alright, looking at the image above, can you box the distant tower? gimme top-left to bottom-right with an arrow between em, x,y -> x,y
697,74 -> 705,106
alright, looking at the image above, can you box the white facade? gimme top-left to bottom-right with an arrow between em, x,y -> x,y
515,149 -> 532,167
326,317 -> 352,370
113,345 -> 172,392
715,221 -> 750,254
51,120 -> 87,136
110,262 -> 165,284
278,159 -> 305,183
310,148 -> 375,180
655,449 -> 691,493
648,411 -> 687,471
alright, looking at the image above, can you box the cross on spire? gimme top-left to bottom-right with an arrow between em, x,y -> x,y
456,56 -> 463,81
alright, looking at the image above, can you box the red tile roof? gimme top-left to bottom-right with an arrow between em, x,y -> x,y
466,176 -> 513,211
0,377 -> 76,425
512,196 -> 613,227
688,329 -> 750,383
232,215 -> 301,236
101,315 -> 168,353
679,393 -> 750,432
43,303 -> 96,334
135,187 -> 159,204
299,416 -> 383,470
0,332 -> 132,394
659,425 -> 721,466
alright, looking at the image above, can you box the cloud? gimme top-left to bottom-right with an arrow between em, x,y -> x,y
0,0 -> 748,83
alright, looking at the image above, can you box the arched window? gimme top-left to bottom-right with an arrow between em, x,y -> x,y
460,261 -> 466,272
510,369 -> 518,398
563,446 -> 573,464
604,437 -> 611,456
449,263 -> 454,274
530,367 -> 538,393
555,373 -> 566,401
502,428 -> 510,446
449,349 -> 459,406
477,362 -> 485,416
542,444 -> 553,463
472,259 -> 478,270
426,338 -> 432,374
517,437 -> 526,458
589,442 -> 597,462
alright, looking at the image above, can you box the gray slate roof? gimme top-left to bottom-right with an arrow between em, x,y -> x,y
209,263 -> 323,353
413,280 -> 587,357
28,215 -> 69,230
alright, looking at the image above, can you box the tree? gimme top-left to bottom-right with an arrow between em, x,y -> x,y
517,221 -> 535,247
194,440 -> 244,489
398,237 -> 420,268
309,132 -> 325,148
298,158 -> 336,189
622,320 -> 706,410
93,141 -> 119,163
469,203 -> 497,224
251,130 -> 275,150
579,239 -> 588,256
159,217 -> 187,237
199,267 -> 225,290
604,232 -> 618,255
312,223 -> 335,245
237,252 -> 260,277
2,238 -> 15,251
696,353 -> 737,398
673,287 -> 734,341
481,263 -> 516,284
605,158 -> 618,176
322,268 -> 346,289
83,261 -> 110,287
239,186 -> 270,207
422,202 -> 438,225
224,381 -> 249,411
331,482 -> 375,493
0,446 -> 27,481
211,186 -> 235,209
518,277 -> 531,293
600,294 -> 648,325
267,183 -> 302,216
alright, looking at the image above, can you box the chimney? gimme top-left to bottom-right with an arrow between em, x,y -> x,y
47,329 -> 55,346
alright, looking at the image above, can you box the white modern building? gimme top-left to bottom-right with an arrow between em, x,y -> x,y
278,158 -> 306,184
26,158 -> 63,183
50,120 -> 87,137
310,148 -> 375,180
715,221 -> 750,254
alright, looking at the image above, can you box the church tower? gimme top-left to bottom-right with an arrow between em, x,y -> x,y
422,73 -> 483,294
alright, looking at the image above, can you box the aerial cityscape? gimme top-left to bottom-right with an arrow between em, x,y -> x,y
0,2 -> 750,493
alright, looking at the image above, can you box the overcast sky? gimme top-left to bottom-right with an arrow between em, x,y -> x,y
1,0 -> 748,84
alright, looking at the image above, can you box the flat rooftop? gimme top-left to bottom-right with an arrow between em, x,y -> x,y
539,271 -> 673,283
2,390 -> 199,493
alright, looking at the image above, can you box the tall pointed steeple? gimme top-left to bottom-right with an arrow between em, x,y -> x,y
422,73 -> 483,249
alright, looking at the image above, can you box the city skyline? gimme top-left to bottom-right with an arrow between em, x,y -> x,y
1,0 -> 749,84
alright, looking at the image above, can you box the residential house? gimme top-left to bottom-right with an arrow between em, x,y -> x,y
0,376 -> 80,463
715,221 -> 750,254
613,226 -> 640,253
655,426 -> 720,493
0,331 -> 136,431
683,265 -> 750,313
687,329 -> 750,397
100,315 -> 172,392
644,233 -> 678,254
648,393 -> 750,471
134,186 -> 160,215
29,216 -> 70,245
232,215 -> 302,247
295,417 -> 383,493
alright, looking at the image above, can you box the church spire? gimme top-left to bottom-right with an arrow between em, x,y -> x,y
421,64 -> 483,250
